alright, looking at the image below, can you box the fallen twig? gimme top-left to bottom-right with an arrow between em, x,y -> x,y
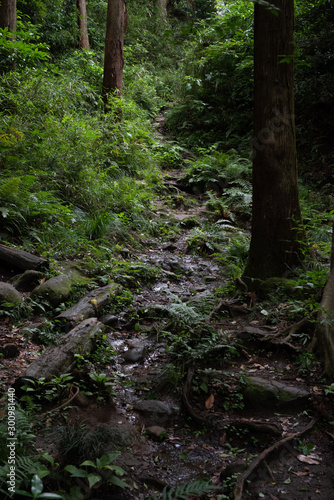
233,418 -> 318,500
40,384 -> 80,420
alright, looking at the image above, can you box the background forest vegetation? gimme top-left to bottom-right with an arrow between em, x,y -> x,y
0,0 -> 333,261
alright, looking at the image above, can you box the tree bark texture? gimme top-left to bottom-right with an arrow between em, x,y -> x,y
0,244 -> 48,271
16,318 -> 105,384
77,0 -> 90,50
243,0 -> 305,287
102,0 -> 128,108
0,0 -> 16,31
56,283 -> 119,330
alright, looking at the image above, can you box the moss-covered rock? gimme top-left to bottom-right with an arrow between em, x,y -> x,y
11,270 -> 45,292
259,277 -> 299,298
0,282 -> 22,306
30,274 -> 72,306
243,376 -> 309,409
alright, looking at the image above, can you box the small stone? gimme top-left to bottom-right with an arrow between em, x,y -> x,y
122,346 -> 146,363
161,243 -> 178,252
31,275 -> 72,307
243,376 -> 309,409
133,400 -> 173,424
102,314 -> 119,327
145,426 -> 166,440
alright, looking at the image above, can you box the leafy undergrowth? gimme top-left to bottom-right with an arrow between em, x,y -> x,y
0,171 -> 334,500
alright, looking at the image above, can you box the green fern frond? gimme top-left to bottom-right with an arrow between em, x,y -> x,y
0,454 -> 46,491
149,479 -> 218,499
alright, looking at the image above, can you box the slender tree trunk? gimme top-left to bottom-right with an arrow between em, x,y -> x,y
77,0 -> 90,50
243,0 -> 305,288
157,0 -> 168,17
102,0 -> 128,110
0,0 -> 16,32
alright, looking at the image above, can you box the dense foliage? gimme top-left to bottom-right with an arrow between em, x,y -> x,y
1,0 -> 333,260
1,1 -> 334,498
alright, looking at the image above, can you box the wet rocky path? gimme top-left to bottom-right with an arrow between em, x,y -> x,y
1,167 -> 334,499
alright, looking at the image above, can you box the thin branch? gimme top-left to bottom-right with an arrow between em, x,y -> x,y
40,385 -> 80,420
233,418 -> 318,500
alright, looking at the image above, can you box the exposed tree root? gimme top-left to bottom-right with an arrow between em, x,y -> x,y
280,318 -> 314,342
233,418 -> 318,500
183,367 -> 284,438
182,366 -> 208,425
40,384 -> 80,420
206,299 -> 251,322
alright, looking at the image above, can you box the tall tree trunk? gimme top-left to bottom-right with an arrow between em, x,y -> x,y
157,0 -> 168,17
311,267 -> 334,380
242,0 -> 305,288
0,0 -> 16,32
311,221 -> 334,380
102,0 -> 128,110
77,0 -> 90,50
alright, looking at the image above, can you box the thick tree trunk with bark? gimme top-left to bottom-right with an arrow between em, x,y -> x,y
0,0 -> 16,31
243,0 -> 305,288
77,0 -> 90,50
102,0 -> 128,109
311,268 -> 334,379
311,221 -> 334,379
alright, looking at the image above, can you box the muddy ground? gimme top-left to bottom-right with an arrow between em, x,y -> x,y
1,170 -> 334,500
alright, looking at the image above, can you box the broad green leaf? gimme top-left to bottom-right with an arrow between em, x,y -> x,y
80,460 -> 95,467
64,465 -> 88,478
86,474 -> 101,488
31,475 -> 43,496
39,493 -> 63,499
107,476 -> 130,489
98,453 -> 119,466
104,465 -> 125,475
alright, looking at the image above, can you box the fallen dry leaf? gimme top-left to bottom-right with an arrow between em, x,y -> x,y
297,453 -> 322,465
292,471 -> 309,476
202,444 -> 214,450
211,475 -> 220,485
205,393 -> 215,410
220,431 -> 227,444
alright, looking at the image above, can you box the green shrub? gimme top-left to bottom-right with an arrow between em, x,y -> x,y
0,19 -> 49,74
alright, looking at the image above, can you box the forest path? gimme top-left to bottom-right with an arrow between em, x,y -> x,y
1,145 -> 334,500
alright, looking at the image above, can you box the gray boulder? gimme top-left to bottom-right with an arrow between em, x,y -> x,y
12,270 -> 44,292
0,282 -> 22,305
30,275 -> 72,306
133,400 -> 173,424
